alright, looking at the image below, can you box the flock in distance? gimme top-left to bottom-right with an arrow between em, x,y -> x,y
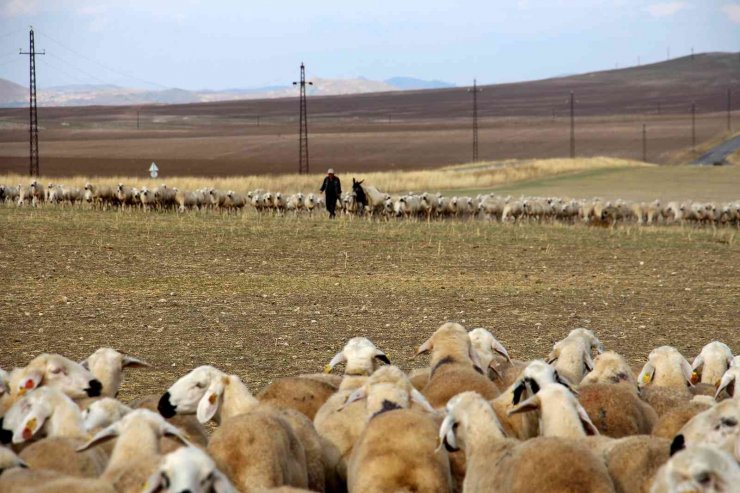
0,324 -> 739,492
2,179 -> 739,227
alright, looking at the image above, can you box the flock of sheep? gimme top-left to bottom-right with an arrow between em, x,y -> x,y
2,179 -> 738,227
1,324 -> 738,492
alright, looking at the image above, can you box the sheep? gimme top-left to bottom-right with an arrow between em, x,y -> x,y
578,383 -> 658,437
142,446 -> 236,493
439,391 -> 615,493
158,366 -> 325,492
304,193 -> 318,213
323,336 -> 390,379
0,468 -> 116,493
650,445 -> 740,493
286,193 -> 305,213
581,351 -> 637,389
468,327 -> 512,378
83,183 -> 116,208
508,382 -> 600,437
0,184 -> 19,204
0,387 -> 108,478
127,394 -> 209,451
175,190 -> 200,212
82,398 -> 132,432
490,359 -> 577,439
80,348 -> 150,398
139,187 -> 156,210
547,328 -> 604,385
7,353 -> 102,402
691,341 -> 733,387
313,338 -> 391,488
415,322 -> 500,408
77,408 -> 190,493
670,399 -> 740,460
0,445 -> 27,472
255,374 -> 339,420
226,190 -> 248,211
638,346 -> 694,390
715,363 -> 740,400
345,366 -> 450,493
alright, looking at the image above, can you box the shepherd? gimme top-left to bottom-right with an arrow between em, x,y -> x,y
320,168 -> 342,218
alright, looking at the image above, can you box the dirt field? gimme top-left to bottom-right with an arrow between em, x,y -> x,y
0,53 -> 737,175
1,207 -> 737,401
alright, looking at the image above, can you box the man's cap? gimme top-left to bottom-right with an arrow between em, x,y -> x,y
327,168 -> 335,174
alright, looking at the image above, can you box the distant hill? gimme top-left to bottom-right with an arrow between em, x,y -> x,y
0,78 -> 26,106
385,77 -> 455,90
0,53 -> 737,109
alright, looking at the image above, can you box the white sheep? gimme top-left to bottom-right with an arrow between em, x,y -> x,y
650,445 -> 740,493
547,328 -> 604,385
159,365 -> 325,492
508,382 -> 600,438
142,446 -> 236,493
716,364 -> 740,400
439,391 -> 614,493
691,341 -> 733,387
77,409 -> 190,493
670,399 -> 740,461
468,327 -> 512,377
82,398 -> 132,432
8,353 -> 102,402
581,350 -> 637,389
638,346 -> 694,390
81,348 -> 150,398
345,366 -> 450,493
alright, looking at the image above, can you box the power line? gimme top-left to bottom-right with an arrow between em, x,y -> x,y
38,31 -> 168,89
19,27 -> 44,177
44,51 -> 111,85
292,62 -> 312,175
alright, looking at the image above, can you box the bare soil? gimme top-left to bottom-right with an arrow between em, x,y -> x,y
1,208 -> 737,401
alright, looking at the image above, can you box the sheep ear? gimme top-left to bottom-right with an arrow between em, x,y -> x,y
77,423 -> 119,451
637,362 -> 655,387
508,394 -> 541,416
122,355 -> 151,369
141,470 -> 164,493
576,403 -> 599,436
17,370 -> 43,396
584,353 -> 594,373
512,380 -> 526,405
79,359 -> 90,370
340,388 -> 366,411
488,361 -> 502,380
415,337 -> 433,357
438,414 -> 459,452
546,348 -> 559,365
593,338 -> 605,354
196,380 -> 224,424
12,408 -> 48,444
715,372 -> 735,400
326,351 -> 347,373
680,358 -> 694,387
373,350 -> 391,366
491,339 -> 511,363
553,370 -> 578,395
691,355 -> 704,372
162,422 -> 191,446
410,388 -> 435,413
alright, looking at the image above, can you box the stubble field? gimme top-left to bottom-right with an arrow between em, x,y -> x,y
1,207 -> 737,402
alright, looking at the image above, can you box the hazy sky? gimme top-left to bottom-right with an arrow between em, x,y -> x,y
0,0 -> 738,90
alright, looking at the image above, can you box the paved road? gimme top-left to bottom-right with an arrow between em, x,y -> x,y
693,135 -> 740,165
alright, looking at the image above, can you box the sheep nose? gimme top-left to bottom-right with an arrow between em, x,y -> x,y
86,379 -> 103,397
0,419 -> 12,445
670,434 -> 685,456
158,392 -> 177,418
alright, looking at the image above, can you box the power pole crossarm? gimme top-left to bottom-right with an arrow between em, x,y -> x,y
20,27 -> 44,177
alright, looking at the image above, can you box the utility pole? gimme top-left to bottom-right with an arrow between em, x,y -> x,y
19,26 -> 44,177
657,102 -> 661,115
569,91 -> 576,159
667,47 -> 670,61
292,62 -> 312,174
642,124 -> 647,162
136,109 -> 140,129
467,79 -> 482,162
691,101 -> 696,152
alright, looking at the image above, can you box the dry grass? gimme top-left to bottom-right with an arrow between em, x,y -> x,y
0,157 -> 647,195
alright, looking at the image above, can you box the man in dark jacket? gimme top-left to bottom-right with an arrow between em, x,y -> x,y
320,168 -> 342,218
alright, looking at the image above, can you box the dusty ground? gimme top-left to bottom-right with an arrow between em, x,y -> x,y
1,207 -> 737,402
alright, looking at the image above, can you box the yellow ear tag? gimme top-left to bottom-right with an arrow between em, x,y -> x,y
323,364 -> 332,374
18,387 -> 27,396
642,374 -> 651,384
208,393 -> 217,405
690,371 -> 699,385
22,417 -> 37,441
